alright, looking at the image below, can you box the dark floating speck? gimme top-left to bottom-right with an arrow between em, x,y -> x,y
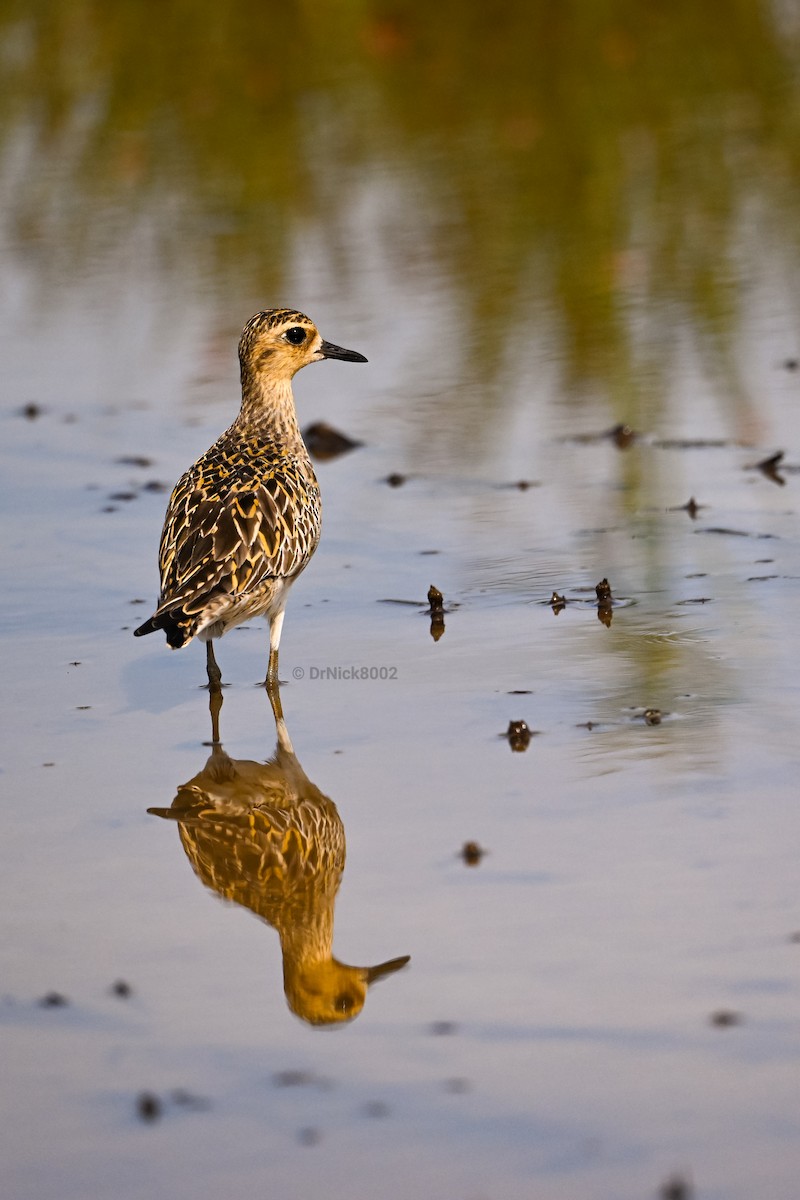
508,689 -> 532,695
303,421 -> 362,461
42,762 -> 55,767
709,1009 -> 742,1028
116,455 -> 153,468
385,472 -> 406,487
38,991 -> 68,1008
137,1092 -> 161,1122
428,584 -> 445,641
550,590 -> 566,614
443,1077 -> 471,1094
660,1174 -> 693,1200
595,577 -> 613,627
109,491 -> 137,502
608,423 -> 637,449
644,708 -> 662,726
512,479 -> 539,490
505,720 -> 533,751
111,979 -> 132,998
668,496 -> 703,518
69,661 -> 81,666
143,480 -> 168,492
273,1069 -> 315,1088
460,841 -> 486,867
20,402 -> 43,420
76,705 -> 91,711
130,598 -> 147,605
595,578 -> 612,602
427,585 -> 444,613
297,1126 -> 322,1146
361,1100 -> 390,1119
430,1020 -> 458,1036
754,449 -> 786,486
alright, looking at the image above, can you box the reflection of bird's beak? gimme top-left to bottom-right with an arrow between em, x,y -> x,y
319,339 -> 368,364
364,955 -> 411,984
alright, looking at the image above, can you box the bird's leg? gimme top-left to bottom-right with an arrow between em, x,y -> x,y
202,642 -> 224,744
206,640 -> 223,692
262,610 -> 285,722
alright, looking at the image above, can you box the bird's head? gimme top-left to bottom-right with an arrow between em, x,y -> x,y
238,308 -> 367,384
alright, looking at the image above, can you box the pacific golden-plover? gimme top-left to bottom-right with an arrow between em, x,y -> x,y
134,308 -> 367,701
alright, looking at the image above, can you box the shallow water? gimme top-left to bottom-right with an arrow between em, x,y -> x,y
2,6 -> 800,1200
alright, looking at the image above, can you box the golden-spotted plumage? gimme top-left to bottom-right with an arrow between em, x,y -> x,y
134,308 -> 367,689
149,704 -> 410,1025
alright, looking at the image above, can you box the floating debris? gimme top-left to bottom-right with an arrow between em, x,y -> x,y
668,497 -> 703,519
303,421 -> 362,460
505,720 -> 532,751
709,1009 -> 742,1028
429,1020 -> 458,1036
428,584 -> 445,641
644,709 -> 662,726
297,1127 -> 322,1146
428,585 -> 444,612
460,841 -> 486,867
137,1092 -> 161,1122
754,449 -> 786,486
659,1174 -> 693,1200
272,1069 -> 325,1089
608,422 -> 637,449
782,357 -> 798,371
505,479 -> 540,490
38,992 -> 68,1008
116,455 -> 153,468
19,402 -> 43,420
567,424 -> 639,446
596,577 -> 613,627
443,1077 -> 471,1094
111,979 -> 132,998
361,1100 -> 390,1118
385,472 -> 406,487
550,590 -> 566,614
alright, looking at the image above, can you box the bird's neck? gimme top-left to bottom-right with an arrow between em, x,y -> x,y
236,370 -> 305,450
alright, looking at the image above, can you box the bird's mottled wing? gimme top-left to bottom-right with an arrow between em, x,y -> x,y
155,455 -> 319,615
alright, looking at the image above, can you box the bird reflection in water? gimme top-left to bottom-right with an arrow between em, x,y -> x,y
148,689 -> 409,1025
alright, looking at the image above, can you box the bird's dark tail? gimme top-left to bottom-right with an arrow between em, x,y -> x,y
133,610 -> 193,649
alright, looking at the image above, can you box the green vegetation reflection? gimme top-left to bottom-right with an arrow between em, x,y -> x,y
3,1 -> 800,420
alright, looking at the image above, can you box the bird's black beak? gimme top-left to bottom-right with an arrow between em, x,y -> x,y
319,339 -> 368,364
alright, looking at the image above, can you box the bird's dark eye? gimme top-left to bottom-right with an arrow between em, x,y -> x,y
284,326 -> 306,346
